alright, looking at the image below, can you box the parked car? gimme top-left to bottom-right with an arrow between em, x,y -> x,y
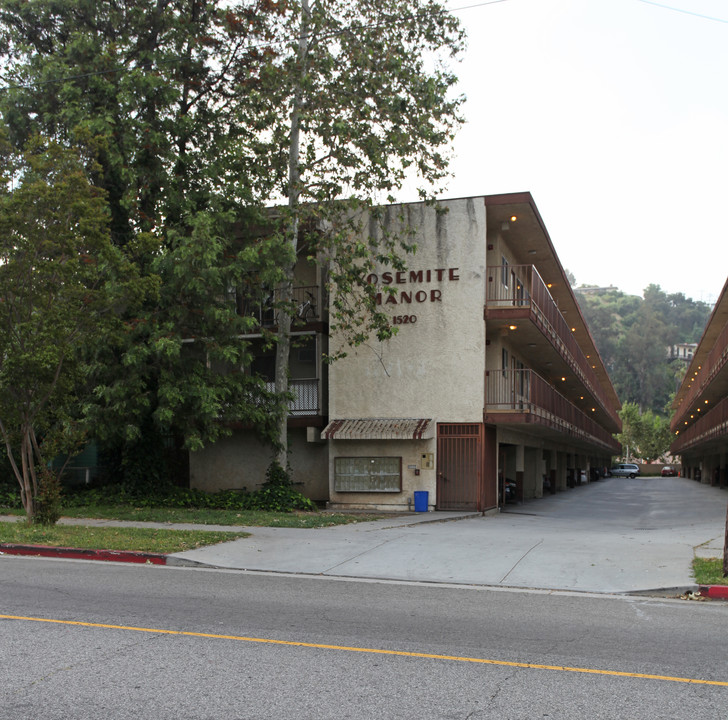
608,463 -> 640,478
661,466 -> 678,477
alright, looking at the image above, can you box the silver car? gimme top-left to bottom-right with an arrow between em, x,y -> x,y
609,463 -> 640,478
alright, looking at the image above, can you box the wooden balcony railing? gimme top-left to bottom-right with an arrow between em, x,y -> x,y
487,265 -> 620,429
671,394 -> 728,454
672,320 -> 728,430
266,378 -> 321,416
486,369 -> 620,452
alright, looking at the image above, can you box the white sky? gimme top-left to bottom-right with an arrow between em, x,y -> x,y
410,0 -> 728,304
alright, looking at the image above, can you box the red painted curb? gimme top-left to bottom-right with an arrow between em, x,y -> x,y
0,543 -> 167,565
699,585 -> 728,600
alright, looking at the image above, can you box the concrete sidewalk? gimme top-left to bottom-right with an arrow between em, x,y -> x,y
168,476 -> 726,595
2,477 -> 726,595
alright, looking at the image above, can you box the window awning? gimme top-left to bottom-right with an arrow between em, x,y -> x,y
321,418 -> 435,440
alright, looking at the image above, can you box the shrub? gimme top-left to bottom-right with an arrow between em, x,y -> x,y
0,484 -> 21,509
34,468 -> 63,525
251,462 -> 317,513
61,460 -> 317,513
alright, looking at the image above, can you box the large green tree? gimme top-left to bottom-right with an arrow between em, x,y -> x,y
243,0 -> 465,465
0,0 -> 288,476
0,138 -> 125,521
615,402 -> 672,463
0,0 -> 466,479
0,0 -> 279,239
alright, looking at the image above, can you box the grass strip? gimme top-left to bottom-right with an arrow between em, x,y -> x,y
0,504 -> 382,528
0,520 -> 249,554
692,557 -> 728,586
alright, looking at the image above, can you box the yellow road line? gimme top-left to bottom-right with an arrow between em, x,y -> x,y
2,613 -> 727,687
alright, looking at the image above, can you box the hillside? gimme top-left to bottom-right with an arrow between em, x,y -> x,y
574,283 -> 712,415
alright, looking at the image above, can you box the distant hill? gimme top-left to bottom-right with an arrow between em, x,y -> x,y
574,284 -> 712,414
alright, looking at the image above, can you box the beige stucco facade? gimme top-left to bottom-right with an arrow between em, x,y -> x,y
190,427 -> 329,502
324,199 -> 487,510
329,199 -> 486,422
190,192 -> 622,513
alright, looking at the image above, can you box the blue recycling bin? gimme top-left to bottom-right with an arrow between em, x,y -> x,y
413,490 -> 429,512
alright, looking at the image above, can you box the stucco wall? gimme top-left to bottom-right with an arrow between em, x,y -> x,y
326,438 -> 436,511
190,428 -> 329,502
329,198 -> 487,422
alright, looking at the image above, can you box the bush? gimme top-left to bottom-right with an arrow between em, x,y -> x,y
34,468 -> 63,525
62,460 -> 316,513
0,484 -> 21,509
250,462 -> 317,513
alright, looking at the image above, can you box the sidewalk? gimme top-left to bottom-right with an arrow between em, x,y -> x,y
2,477 -> 727,596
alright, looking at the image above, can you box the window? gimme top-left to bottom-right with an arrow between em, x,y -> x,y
334,457 -> 402,492
502,348 -> 509,378
501,257 -> 509,287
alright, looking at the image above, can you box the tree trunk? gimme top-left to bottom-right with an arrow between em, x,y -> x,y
273,0 -> 309,470
275,273 -> 293,469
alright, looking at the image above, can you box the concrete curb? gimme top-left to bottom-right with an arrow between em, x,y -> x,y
4,542 -> 728,599
699,585 -> 728,600
626,586 -> 699,598
0,543 -> 168,565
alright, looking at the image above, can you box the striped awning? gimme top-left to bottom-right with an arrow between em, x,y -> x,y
321,418 -> 435,440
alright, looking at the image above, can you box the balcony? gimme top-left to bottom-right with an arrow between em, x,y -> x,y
242,285 -> 323,329
486,265 -> 620,431
266,378 -> 321,417
485,369 -> 620,452
672,394 -> 728,454
672,320 -> 728,431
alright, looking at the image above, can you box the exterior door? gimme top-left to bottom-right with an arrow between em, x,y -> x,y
436,423 -> 484,510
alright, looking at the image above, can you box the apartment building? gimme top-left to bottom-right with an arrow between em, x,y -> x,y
670,278 -> 728,486
190,192 -> 622,511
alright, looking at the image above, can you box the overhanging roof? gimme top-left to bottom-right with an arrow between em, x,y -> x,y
321,418 -> 435,440
482,192 -> 622,414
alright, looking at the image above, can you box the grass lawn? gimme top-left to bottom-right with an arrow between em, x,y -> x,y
0,504 -> 383,528
693,557 -> 728,586
0,503 -> 386,554
0,519 -> 249,554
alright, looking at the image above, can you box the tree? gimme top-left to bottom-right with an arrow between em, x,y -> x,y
0,0 -> 466,480
637,410 -> 672,463
0,138 -> 124,522
245,0 -> 465,466
0,0 -> 279,241
616,402 -> 641,461
0,0 -> 289,477
615,402 -> 671,463
576,284 -> 712,415
86,210 -> 285,459
613,305 -> 673,412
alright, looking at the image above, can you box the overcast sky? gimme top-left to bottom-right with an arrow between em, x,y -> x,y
413,0 -> 728,304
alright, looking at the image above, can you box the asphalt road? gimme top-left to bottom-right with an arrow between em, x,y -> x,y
2,557 -> 727,719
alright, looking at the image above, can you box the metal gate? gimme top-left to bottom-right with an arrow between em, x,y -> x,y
436,423 -> 484,511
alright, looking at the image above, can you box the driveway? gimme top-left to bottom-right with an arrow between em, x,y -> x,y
173,476 -> 728,595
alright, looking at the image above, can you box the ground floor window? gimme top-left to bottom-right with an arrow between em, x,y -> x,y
334,457 -> 402,492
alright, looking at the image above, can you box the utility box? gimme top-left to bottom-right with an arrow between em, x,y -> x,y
421,453 -> 434,469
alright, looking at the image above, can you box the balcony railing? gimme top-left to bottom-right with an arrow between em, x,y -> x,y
242,285 -> 321,328
266,378 -> 321,416
672,320 -> 728,430
486,369 -> 620,451
672,394 -> 728,453
487,265 -> 620,429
